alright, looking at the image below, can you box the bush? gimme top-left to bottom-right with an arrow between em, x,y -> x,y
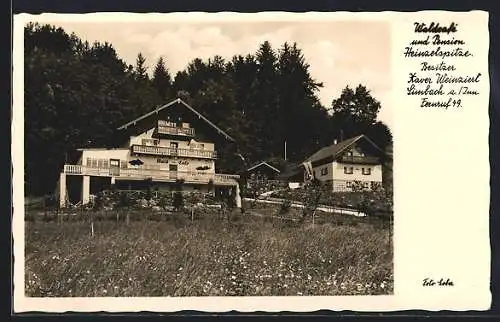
118,191 -> 131,209
92,194 -> 104,210
225,195 -> 236,209
158,194 -> 169,210
279,199 -> 291,215
173,191 -> 184,211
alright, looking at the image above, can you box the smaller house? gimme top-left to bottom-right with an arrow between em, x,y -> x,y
246,161 -> 281,181
283,135 -> 385,192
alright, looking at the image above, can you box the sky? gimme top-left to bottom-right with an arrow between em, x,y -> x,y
27,18 -> 392,129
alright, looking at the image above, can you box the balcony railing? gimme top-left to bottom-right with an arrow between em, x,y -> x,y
339,155 -> 380,164
63,164 -> 239,186
157,121 -> 195,137
131,144 -> 217,159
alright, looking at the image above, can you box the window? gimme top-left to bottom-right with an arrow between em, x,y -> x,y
344,166 -> 353,174
321,167 -> 328,176
346,181 -> 352,188
347,151 -> 353,156
362,167 -> 371,175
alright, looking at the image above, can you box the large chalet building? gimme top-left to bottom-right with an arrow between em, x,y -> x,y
58,98 -> 241,208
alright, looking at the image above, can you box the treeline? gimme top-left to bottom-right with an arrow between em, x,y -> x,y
24,22 -> 392,196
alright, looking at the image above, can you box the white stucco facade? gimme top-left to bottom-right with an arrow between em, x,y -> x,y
60,99 -> 240,208
309,139 -> 384,192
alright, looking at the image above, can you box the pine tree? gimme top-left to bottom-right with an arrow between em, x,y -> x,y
135,52 -> 148,81
152,56 -> 172,101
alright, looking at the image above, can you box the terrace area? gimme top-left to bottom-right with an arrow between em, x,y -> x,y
63,164 -> 239,186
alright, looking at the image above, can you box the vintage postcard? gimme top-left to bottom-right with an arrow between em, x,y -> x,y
12,11 -> 491,312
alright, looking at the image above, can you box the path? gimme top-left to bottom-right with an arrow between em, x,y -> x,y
242,197 -> 366,217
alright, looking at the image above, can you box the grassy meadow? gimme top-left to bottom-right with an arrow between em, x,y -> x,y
24,205 -> 393,297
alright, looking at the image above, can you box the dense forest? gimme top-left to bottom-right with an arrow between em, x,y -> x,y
24,22 -> 392,196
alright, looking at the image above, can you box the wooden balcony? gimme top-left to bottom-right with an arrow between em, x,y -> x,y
339,155 -> 380,165
131,144 -> 217,159
157,121 -> 195,137
63,164 -> 239,186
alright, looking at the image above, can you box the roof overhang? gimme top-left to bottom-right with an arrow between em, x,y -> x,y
117,98 -> 235,142
247,161 -> 281,173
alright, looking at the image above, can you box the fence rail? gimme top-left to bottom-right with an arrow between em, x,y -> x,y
132,144 -> 217,159
157,124 -> 195,137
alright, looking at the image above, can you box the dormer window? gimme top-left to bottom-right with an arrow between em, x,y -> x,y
142,138 -> 158,146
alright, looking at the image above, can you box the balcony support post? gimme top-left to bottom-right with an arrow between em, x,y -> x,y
59,173 -> 66,208
235,183 -> 241,208
82,175 -> 90,205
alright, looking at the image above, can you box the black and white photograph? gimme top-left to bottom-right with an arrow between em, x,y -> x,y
14,10 -> 493,313
20,14 -> 394,299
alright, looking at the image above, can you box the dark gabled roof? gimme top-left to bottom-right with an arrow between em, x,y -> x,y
247,161 -> 281,173
117,98 -> 235,142
305,134 -> 383,163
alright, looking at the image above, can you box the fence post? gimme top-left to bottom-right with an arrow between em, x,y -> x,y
90,211 -> 94,237
43,197 -> 48,222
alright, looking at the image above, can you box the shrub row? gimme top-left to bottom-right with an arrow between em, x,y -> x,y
270,187 -> 393,214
